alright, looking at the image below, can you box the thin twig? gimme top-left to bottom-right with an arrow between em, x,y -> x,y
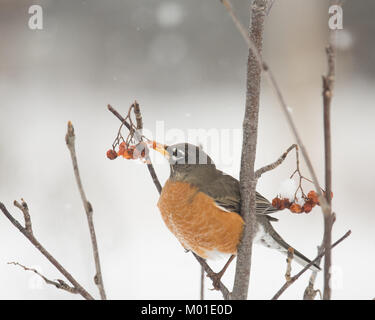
271,230 -> 351,300
108,104 -> 230,299
231,0 -> 268,300
322,45 -> 335,300
266,0 -> 276,16
133,101 -> 143,133
0,201 -> 94,300
8,262 -> 79,294
255,144 -> 297,179
65,122 -> 107,300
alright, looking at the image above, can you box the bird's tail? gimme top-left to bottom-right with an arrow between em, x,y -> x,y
256,219 -> 321,272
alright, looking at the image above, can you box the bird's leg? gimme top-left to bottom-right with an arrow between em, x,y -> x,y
208,255 -> 235,290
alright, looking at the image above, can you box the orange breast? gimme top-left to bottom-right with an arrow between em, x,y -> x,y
157,180 -> 244,259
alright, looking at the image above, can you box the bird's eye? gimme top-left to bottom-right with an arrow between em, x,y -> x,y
172,148 -> 178,157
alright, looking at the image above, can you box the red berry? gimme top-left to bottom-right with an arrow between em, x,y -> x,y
122,150 -> 133,159
118,142 -> 127,156
307,190 -> 319,204
106,149 -> 118,160
305,199 -> 316,208
272,197 -> 281,209
290,203 -> 303,214
282,198 -> 291,209
303,202 -> 313,213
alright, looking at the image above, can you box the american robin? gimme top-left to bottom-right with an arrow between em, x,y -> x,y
152,142 -> 320,284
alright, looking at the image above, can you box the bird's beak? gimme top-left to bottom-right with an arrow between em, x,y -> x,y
148,141 -> 170,159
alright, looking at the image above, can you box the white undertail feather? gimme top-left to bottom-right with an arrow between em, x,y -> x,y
204,249 -> 232,260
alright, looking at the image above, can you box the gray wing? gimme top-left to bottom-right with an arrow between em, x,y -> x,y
201,171 -> 279,218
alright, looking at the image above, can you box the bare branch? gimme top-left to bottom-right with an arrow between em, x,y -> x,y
255,144 -> 297,179
65,121 -> 107,300
271,230 -> 351,300
8,262 -> 79,295
322,44 -> 335,300
231,0 -> 268,300
266,0 -> 276,16
0,201 -> 94,300
133,100 -> 143,133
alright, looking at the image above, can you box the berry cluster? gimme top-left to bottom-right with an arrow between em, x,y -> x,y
272,190 -> 333,214
106,142 -> 147,161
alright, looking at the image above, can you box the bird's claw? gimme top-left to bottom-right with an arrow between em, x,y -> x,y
207,272 -> 222,291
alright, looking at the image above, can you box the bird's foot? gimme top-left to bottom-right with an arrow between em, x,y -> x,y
207,271 -> 224,291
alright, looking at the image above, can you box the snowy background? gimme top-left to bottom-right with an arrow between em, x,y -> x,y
0,0 -> 374,299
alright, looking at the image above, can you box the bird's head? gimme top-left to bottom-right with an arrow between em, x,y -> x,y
150,142 -> 217,183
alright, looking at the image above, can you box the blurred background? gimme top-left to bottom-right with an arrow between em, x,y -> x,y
0,0 -> 374,300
